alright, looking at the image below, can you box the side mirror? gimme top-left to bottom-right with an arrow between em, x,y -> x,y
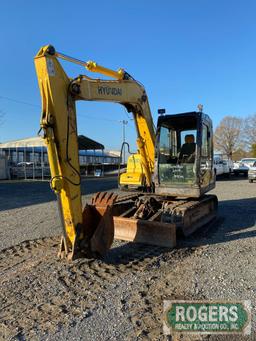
158,108 -> 166,115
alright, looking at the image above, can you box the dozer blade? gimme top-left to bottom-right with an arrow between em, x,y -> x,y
82,192 -> 118,257
113,216 -> 176,248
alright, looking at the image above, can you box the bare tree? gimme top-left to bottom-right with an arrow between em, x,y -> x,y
214,116 -> 243,159
243,113 -> 256,148
251,143 -> 256,157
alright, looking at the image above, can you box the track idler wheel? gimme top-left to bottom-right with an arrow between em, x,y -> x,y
82,192 -> 118,257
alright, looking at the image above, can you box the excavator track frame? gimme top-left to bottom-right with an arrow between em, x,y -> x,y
81,192 -> 218,251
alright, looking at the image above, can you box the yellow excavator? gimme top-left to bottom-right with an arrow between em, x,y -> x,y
34,45 -> 217,260
119,153 -> 146,190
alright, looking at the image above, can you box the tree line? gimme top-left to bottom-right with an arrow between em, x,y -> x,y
214,114 -> 256,160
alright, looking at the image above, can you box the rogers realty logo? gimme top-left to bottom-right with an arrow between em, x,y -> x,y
175,304 -> 238,323
163,300 -> 251,336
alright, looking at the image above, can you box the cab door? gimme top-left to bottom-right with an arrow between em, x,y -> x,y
200,118 -> 214,189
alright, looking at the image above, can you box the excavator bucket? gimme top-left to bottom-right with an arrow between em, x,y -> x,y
82,192 -> 118,257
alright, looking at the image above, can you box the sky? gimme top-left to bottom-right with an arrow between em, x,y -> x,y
0,0 -> 255,151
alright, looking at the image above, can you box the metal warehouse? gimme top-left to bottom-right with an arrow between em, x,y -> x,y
0,136 -> 120,180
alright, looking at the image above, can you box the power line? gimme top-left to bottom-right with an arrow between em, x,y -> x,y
77,113 -> 121,123
0,95 -> 40,108
0,94 -> 130,124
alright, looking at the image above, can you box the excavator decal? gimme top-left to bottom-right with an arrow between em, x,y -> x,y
98,86 -> 122,96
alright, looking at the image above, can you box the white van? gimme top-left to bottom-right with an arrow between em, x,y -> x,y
213,156 -> 224,176
214,155 -> 233,177
222,159 -> 234,176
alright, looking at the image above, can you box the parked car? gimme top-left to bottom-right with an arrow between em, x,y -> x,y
233,158 -> 256,177
17,162 -> 34,167
94,169 -> 102,177
248,161 -> 256,183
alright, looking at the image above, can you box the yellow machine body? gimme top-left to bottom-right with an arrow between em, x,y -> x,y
34,45 -> 217,260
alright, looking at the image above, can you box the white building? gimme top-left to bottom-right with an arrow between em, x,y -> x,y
0,136 -> 120,179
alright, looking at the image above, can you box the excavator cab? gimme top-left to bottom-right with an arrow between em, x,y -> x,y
155,111 -> 215,198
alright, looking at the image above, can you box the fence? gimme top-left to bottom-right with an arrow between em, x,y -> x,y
0,145 -> 121,180
9,163 -> 51,180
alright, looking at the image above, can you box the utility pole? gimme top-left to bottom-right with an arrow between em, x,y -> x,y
120,120 -> 128,164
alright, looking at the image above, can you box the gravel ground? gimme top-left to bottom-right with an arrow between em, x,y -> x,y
0,177 -> 117,251
0,176 -> 255,341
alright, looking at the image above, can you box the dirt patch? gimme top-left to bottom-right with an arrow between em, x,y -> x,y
0,237 -> 197,340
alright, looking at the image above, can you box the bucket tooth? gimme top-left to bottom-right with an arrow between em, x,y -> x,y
91,191 -> 118,206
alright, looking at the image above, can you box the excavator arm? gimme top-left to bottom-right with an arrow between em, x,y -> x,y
70,71 -> 156,185
34,45 -> 155,259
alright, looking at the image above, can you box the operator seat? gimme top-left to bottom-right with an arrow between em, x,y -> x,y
179,134 -> 196,162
